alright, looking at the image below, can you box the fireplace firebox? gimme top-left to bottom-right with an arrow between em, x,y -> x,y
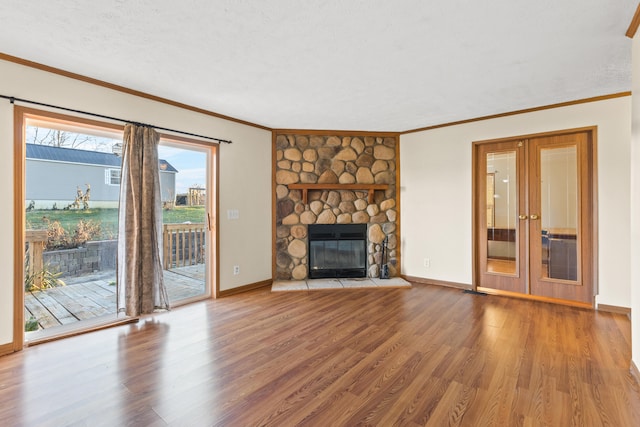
308,224 -> 367,279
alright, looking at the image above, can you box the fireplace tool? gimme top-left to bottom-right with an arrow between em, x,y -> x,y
380,236 -> 390,279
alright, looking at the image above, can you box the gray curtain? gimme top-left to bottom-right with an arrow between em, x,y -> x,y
117,124 -> 169,316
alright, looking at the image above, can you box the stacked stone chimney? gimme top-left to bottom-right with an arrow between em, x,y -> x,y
274,133 -> 399,280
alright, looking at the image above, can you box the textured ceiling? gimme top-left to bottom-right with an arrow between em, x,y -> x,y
0,1 -> 636,131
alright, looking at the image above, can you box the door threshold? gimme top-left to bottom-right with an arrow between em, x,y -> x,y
25,314 -> 138,346
463,289 -> 488,296
476,286 -> 594,309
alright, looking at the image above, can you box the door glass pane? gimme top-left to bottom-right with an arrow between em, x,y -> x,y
540,146 -> 577,281
158,143 -> 209,303
486,151 -> 517,275
24,121 -> 123,339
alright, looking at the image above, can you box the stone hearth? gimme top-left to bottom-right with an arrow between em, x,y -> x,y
271,277 -> 411,292
274,133 -> 398,280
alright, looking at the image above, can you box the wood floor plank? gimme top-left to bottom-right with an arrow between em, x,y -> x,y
29,290 -> 77,324
1,283 -> 640,426
23,294 -> 60,329
48,285 -> 111,319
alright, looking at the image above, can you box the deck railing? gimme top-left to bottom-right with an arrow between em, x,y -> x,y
162,223 -> 206,269
25,230 -> 48,289
25,223 -> 206,277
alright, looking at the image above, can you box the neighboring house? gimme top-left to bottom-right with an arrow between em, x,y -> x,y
25,144 -> 178,209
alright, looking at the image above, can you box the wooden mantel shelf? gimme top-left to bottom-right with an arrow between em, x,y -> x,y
287,183 -> 389,204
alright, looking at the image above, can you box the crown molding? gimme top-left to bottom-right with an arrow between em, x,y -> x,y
626,3 -> 640,38
401,92 -> 632,135
273,128 -> 399,136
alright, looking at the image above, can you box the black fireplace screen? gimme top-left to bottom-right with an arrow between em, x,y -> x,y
308,224 -> 367,279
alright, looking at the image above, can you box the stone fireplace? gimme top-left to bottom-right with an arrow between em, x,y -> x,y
274,132 -> 398,280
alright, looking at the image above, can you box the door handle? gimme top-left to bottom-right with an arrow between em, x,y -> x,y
207,212 -> 213,231
518,214 -> 528,220
530,214 -> 540,220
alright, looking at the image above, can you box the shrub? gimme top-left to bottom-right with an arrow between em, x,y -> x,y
25,316 -> 39,332
44,218 -> 103,250
73,219 -> 102,246
24,255 -> 66,292
45,219 -> 70,249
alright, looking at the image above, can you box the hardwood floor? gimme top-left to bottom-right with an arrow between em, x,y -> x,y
1,283 -> 639,426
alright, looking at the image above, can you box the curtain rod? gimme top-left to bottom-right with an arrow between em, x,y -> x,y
0,94 -> 232,144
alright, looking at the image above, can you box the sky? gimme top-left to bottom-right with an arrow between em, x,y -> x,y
158,145 -> 207,194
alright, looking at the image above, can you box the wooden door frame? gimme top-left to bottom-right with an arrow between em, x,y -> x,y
472,126 -> 598,308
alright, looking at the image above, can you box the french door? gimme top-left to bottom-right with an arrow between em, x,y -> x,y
474,128 -> 595,305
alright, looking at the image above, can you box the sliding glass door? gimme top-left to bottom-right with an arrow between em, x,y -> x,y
22,112 -> 125,341
17,107 -> 216,345
158,140 -> 215,305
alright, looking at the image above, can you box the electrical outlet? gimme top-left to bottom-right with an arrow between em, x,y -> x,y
233,265 -> 240,275
227,209 -> 240,220
424,258 -> 431,268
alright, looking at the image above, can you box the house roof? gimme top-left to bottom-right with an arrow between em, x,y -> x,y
26,144 -> 178,173
0,1 -> 635,132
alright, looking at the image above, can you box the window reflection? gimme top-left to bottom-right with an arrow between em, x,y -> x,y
486,151 -> 516,275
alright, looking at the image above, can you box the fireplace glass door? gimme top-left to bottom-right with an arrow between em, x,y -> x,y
308,224 -> 367,279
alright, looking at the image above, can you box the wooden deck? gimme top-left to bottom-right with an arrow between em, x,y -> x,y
24,265 -> 205,331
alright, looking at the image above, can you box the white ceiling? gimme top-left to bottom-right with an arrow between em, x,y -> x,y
0,1 -> 636,132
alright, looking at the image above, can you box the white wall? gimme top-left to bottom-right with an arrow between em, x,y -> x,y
630,35 -> 640,369
0,59 -> 272,346
400,96 -> 631,307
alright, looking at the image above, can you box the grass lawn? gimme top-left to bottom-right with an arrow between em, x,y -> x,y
26,206 -> 206,239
